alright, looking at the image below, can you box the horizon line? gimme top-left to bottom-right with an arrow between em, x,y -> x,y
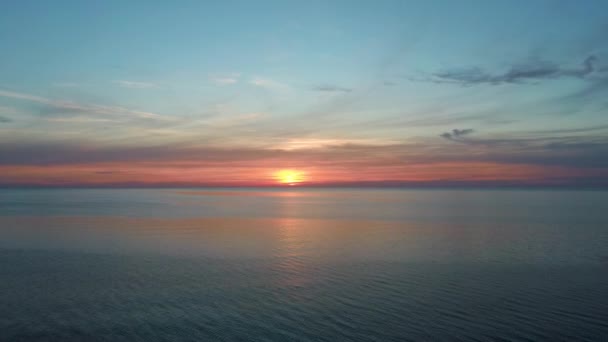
2,182 -> 608,190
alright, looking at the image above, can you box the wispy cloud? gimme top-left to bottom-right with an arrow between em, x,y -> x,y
277,137 -> 390,150
0,89 -> 166,120
528,124 -> 608,135
311,84 -> 353,93
250,77 -> 288,90
201,112 -> 264,127
0,105 -> 21,115
113,80 -> 159,89
562,77 -> 608,101
211,73 -> 241,85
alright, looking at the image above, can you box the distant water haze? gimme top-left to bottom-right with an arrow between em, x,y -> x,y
1,188 -> 608,340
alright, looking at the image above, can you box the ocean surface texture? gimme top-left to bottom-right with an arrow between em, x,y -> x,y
1,188 -> 607,341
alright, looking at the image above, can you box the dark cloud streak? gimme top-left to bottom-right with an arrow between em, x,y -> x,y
440,128 -> 475,141
425,55 -> 601,86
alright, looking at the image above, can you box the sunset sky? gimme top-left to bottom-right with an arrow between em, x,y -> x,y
1,0 -> 607,187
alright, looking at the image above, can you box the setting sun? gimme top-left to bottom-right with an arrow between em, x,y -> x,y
273,169 -> 306,185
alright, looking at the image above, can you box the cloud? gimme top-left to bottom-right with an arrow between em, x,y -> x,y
250,77 -> 288,90
432,128 -> 608,168
425,55 -> 601,86
1,132 -> 608,188
213,78 -> 238,85
201,112 -> 264,127
0,105 -> 21,123
1,133 -> 607,172
211,73 -> 241,85
440,128 -> 475,140
277,138 -> 388,150
562,76 -> 608,101
113,80 -> 159,89
0,89 -> 166,120
528,124 -> 608,135
0,142 -> 279,166
311,84 -> 353,93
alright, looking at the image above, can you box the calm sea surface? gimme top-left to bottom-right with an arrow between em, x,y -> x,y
1,188 -> 607,341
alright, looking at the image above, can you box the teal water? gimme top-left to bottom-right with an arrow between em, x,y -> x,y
1,189 -> 607,341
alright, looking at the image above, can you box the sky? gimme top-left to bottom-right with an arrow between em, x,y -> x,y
1,0 -> 607,187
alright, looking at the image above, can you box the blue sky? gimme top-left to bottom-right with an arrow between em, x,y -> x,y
1,1 -> 607,186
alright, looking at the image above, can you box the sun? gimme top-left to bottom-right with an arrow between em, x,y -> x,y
273,169 -> 306,185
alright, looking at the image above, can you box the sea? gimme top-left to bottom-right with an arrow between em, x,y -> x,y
1,188 -> 607,341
